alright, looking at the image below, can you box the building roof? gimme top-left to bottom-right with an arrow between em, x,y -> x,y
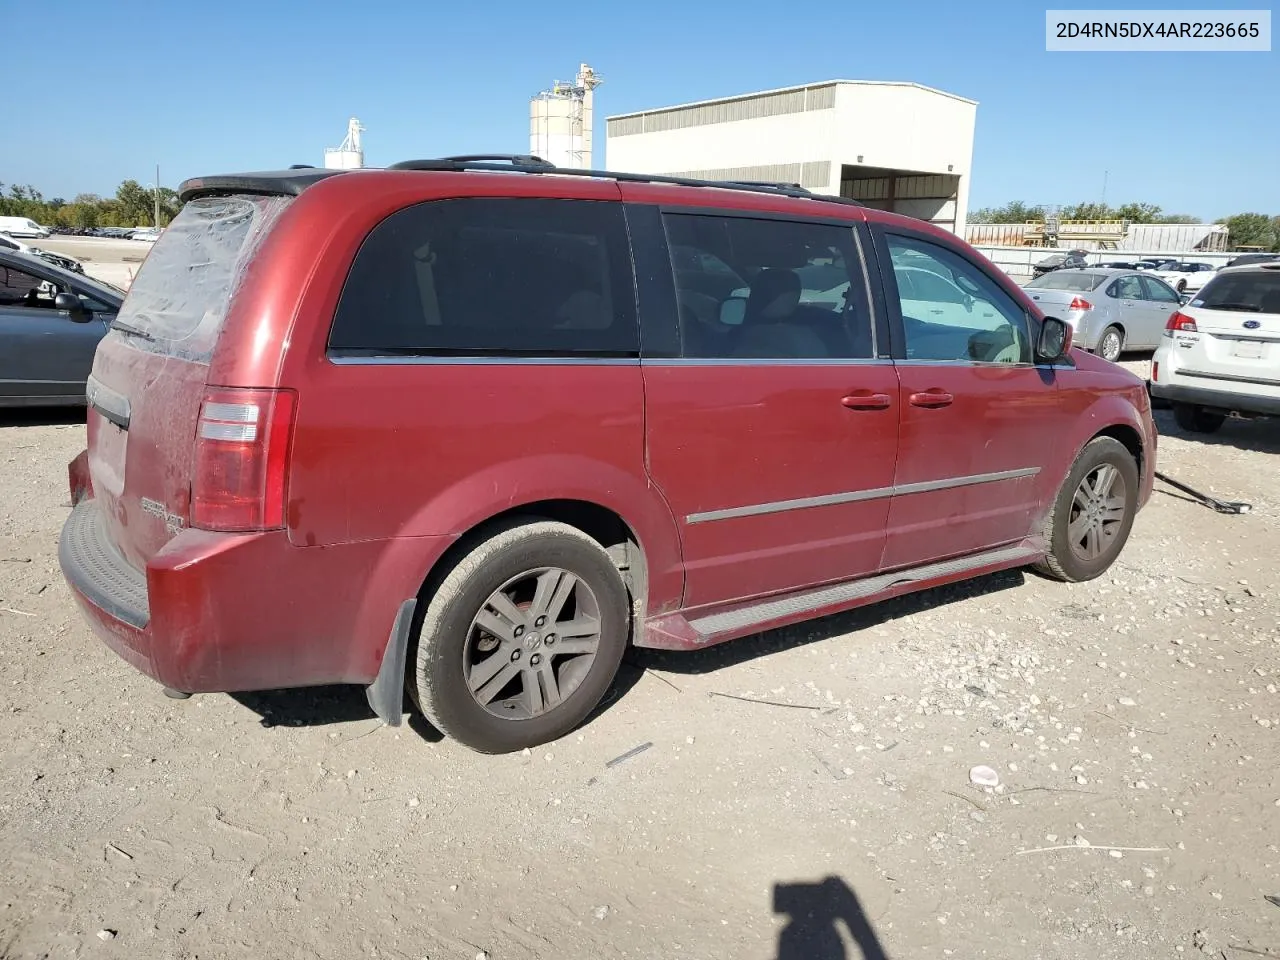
606,79 -> 977,121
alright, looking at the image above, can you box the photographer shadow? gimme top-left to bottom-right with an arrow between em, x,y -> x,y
774,876 -> 888,960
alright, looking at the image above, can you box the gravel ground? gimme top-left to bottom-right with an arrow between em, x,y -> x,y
1,376 -> 1278,960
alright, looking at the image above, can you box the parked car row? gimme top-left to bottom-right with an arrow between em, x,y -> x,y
40,225 -> 163,241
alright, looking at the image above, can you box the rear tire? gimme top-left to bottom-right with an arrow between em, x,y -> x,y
1097,325 -> 1124,362
1172,402 -> 1225,434
409,520 -> 630,754
1034,437 -> 1139,583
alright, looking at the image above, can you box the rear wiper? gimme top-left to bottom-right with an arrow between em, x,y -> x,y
1206,302 -> 1262,312
109,318 -> 156,340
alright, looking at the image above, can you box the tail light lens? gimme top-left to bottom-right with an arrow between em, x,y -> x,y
1069,296 -> 1093,311
1152,360 -> 1160,382
1165,311 -> 1198,335
192,387 -> 297,532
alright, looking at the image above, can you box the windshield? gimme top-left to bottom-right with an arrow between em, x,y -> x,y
111,195 -> 289,361
1026,271 -> 1106,292
1192,271 -> 1280,313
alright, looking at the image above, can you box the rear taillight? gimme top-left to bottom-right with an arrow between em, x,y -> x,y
1069,296 -> 1093,311
1165,311 -> 1198,335
1152,361 -> 1159,382
192,387 -> 296,532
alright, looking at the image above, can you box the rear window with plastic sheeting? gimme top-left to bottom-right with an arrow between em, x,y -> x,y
110,195 -> 290,362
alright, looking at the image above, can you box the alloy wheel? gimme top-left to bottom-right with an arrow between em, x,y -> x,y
1067,464 -> 1127,561
463,567 -> 602,720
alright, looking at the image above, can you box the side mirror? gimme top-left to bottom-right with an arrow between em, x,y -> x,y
1036,316 -> 1072,362
719,296 -> 747,326
55,292 -> 91,322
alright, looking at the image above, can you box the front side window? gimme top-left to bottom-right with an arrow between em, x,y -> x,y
885,234 -> 1031,364
330,198 -> 637,357
0,265 -> 53,308
663,213 -> 872,360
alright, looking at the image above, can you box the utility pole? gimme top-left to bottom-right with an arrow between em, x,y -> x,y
154,163 -> 161,228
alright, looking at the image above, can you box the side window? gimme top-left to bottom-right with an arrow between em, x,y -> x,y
0,265 -> 54,308
1109,276 -> 1144,300
329,198 -> 637,357
662,213 -> 872,360
885,234 -> 1032,364
1140,275 -> 1181,304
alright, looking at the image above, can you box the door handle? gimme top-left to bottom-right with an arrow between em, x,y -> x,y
841,392 -> 892,410
909,389 -> 954,408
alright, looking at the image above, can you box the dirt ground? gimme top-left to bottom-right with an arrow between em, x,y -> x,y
2,361 -> 1278,960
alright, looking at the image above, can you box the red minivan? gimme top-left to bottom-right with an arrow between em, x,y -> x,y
59,157 -> 1156,753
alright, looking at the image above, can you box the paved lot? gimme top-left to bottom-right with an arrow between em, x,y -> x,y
1,385 -> 1278,959
36,237 -> 154,290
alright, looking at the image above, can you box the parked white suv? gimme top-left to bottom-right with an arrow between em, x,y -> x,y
1150,262 -> 1280,432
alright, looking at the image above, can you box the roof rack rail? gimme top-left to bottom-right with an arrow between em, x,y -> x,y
386,156 -> 862,208
720,180 -> 812,195
390,154 -> 554,171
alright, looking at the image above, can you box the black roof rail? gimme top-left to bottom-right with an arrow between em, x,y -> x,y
720,180 -> 812,195
390,154 -> 554,171
387,156 -> 861,207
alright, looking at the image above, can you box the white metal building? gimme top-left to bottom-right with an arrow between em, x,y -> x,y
605,80 -> 977,235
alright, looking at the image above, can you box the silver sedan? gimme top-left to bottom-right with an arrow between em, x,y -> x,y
1022,268 -> 1183,361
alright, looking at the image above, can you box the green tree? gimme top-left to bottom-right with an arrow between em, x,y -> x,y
1114,202 -> 1163,223
1218,212 -> 1278,250
969,201 -> 1046,223
1155,213 -> 1201,224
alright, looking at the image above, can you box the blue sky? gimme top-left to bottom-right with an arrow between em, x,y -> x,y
4,0 -> 1275,218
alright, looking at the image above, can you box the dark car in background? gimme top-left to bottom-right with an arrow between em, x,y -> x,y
1032,249 -> 1090,277
0,249 -> 122,406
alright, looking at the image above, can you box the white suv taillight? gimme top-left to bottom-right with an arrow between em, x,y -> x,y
192,387 -> 297,532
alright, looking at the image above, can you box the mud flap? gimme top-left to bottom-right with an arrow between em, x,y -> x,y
365,599 -> 417,726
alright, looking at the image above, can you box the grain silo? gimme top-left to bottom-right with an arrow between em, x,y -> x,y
324,117 -> 365,170
529,64 -> 601,169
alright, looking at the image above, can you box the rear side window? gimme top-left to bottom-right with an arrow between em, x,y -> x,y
330,198 -> 638,357
1192,271 -> 1280,313
111,195 -> 288,362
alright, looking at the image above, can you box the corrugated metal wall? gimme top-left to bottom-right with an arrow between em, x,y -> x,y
607,83 -> 836,138
964,223 -> 1230,252
662,161 -> 833,189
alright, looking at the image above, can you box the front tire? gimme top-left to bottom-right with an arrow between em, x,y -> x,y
1097,325 -> 1124,362
1172,402 -> 1225,434
410,521 -> 630,754
1035,437 -> 1139,583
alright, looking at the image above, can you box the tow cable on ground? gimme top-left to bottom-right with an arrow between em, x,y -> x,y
1154,471 -> 1252,515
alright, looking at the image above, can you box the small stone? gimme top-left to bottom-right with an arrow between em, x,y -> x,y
593,904 -> 610,921
686,736 -> 695,745
1008,763 -> 1019,772
1144,885 -> 1155,897
1074,836 -> 1091,847
1076,775 -> 1089,785
969,765 -> 1000,788
450,884 -> 458,892
521,748 -> 531,757
970,811 -> 986,823
97,930 -> 116,941
408,797 -> 420,807
1109,849 -> 1123,859
1045,834 -> 1058,843
346,769 -> 356,779
1118,697 -> 1137,707
1143,867 -> 1157,879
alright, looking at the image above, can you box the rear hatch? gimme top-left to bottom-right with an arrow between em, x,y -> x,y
86,195 -> 290,570
1174,267 -> 1280,387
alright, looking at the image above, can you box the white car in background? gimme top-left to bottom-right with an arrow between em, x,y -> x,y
1148,260 -> 1217,295
1150,261 -> 1280,431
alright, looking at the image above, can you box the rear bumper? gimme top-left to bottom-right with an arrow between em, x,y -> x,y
59,498 -> 453,694
1149,381 -> 1280,417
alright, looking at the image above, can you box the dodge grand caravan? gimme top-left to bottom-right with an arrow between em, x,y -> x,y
59,156 -> 1157,753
